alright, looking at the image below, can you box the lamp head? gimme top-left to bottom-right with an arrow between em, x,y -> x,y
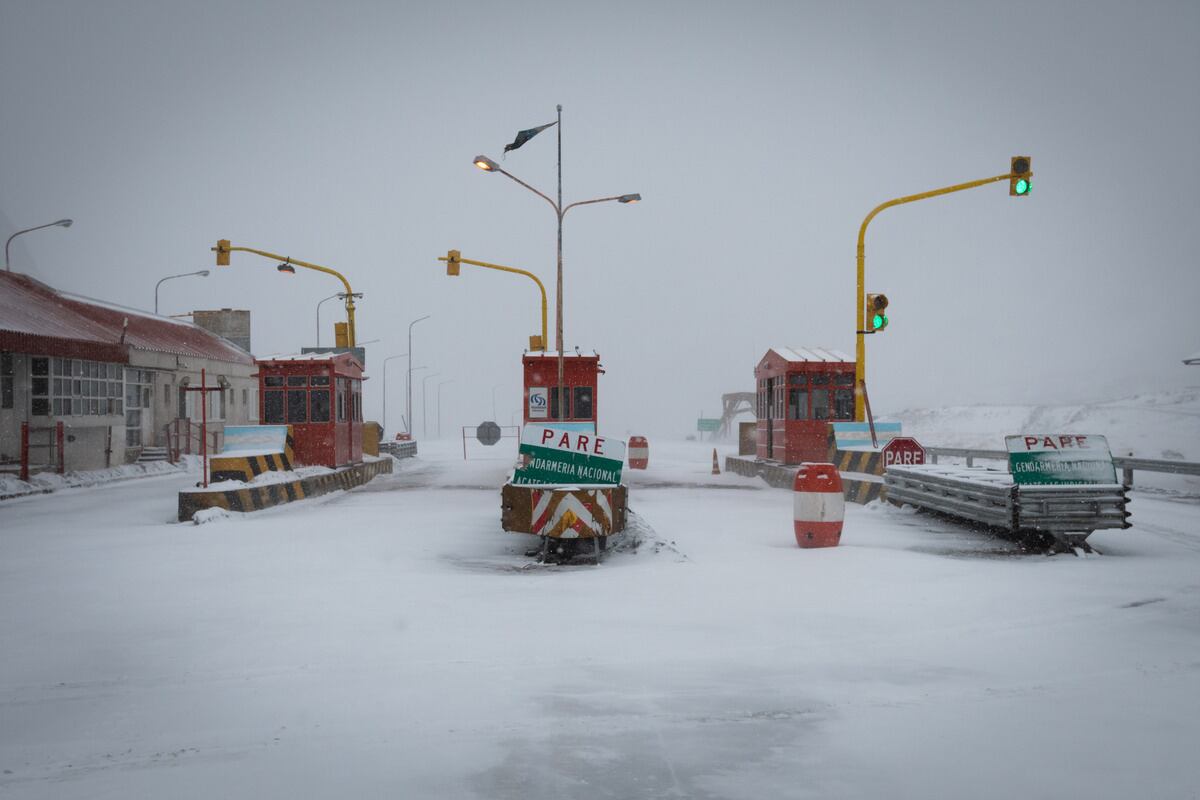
618,194 -> 642,204
196,270 -> 211,277
55,219 -> 73,228
276,263 -> 296,275
473,155 -> 500,172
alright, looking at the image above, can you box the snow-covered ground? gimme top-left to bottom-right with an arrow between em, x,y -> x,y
2,428 -> 1199,799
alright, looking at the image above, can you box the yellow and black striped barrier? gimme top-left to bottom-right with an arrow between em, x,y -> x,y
178,458 -> 392,521
208,430 -> 297,483
724,455 -> 886,505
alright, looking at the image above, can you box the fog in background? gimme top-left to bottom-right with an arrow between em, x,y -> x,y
3,0 -> 1197,439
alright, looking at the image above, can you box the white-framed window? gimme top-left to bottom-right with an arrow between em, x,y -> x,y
48,358 -> 124,417
124,368 -> 153,446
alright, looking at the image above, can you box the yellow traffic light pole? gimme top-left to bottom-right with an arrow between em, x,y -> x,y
437,250 -> 548,351
854,166 -> 1032,421
213,240 -> 359,346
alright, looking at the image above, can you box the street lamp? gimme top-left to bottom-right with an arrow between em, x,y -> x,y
154,269 -> 210,315
407,365 -> 428,436
473,110 -> 640,424
422,372 -> 440,440
316,292 -> 351,347
437,379 -> 455,439
381,352 -> 407,435
407,315 -> 431,436
5,218 -> 72,271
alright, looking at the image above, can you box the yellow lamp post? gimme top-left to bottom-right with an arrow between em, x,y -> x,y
437,249 -> 549,351
853,158 -> 1033,421
213,240 -> 360,346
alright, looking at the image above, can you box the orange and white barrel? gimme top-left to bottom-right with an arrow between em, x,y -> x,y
793,463 -> 844,548
628,436 -> 649,470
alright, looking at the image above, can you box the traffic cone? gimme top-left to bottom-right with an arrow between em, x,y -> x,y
712,448 -> 721,475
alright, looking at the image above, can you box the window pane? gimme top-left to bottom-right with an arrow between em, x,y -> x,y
1,353 -> 12,376
2,378 -> 11,409
311,376 -> 330,386
32,398 -> 50,415
788,389 -> 808,420
32,377 -> 48,396
310,389 -> 331,422
811,389 -> 829,420
72,398 -> 82,415
89,398 -> 99,415
31,357 -> 49,376
264,376 -> 285,387
550,387 -> 570,420
573,387 -> 593,420
286,389 -> 308,423
788,374 -> 806,386
287,375 -> 308,386
71,360 -> 82,377
834,372 -> 855,386
834,389 -> 854,420
264,390 -> 285,423
811,374 -> 830,385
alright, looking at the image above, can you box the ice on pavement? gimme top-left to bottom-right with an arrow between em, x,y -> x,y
1,433 -> 1199,798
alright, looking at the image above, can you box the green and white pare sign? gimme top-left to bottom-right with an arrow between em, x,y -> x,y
512,425 -> 625,486
1005,434 -> 1118,485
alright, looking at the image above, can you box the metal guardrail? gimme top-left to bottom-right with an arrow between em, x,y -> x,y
379,440 -> 418,459
885,464 -> 1131,539
926,447 -> 1200,486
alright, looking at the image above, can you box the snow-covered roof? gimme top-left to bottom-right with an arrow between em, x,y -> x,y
0,271 -> 253,364
767,346 -> 852,363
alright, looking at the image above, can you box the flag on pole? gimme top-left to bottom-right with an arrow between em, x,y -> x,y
503,121 -> 557,154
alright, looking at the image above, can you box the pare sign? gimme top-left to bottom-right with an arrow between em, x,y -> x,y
513,425 -> 625,486
1005,433 -> 1117,485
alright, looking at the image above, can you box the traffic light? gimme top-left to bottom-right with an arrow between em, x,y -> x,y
214,239 -> 231,266
1009,156 -> 1031,196
446,249 -> 461,276
866,293 -> 889,332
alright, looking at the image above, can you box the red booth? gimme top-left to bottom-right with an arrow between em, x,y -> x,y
522,352 -> 601,434
755,347 -> 855,464
257,352 -> 363,468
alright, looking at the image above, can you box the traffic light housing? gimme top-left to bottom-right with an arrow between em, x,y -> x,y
1010,156 -> 1031,196
866,293 -> 889,332
214,239 -> 231,266
446,249 -> 461,276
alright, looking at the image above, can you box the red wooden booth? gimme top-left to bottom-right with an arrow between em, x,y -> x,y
257,352 -> 363,468
755,347 -> 855,464
522,352 -> 601,434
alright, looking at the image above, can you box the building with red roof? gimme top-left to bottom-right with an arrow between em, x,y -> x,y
1,270 -> 257,472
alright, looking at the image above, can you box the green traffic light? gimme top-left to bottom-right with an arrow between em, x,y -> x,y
872,313 -> 887,330
1015,178 -> 1030,195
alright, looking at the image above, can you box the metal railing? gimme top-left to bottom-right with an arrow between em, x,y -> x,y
926,446 -> 1200,486
164,418 -> 222,463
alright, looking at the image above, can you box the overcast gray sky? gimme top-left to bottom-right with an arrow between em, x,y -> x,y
3,0 -> 1198,437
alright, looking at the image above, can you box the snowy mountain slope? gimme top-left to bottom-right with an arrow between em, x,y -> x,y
884,388 -> 1200,461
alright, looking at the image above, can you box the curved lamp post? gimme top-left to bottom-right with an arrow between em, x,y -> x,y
381,352 -> 407,435
316,292 -> 348,347
154,270 -> 210,315
473,143 -> 639,422
5,219 -> 72,271
407,315 -> 431,436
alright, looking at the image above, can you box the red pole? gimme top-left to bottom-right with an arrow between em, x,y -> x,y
20,422 -> 29,482
200,368 -> 209,488
56,421 -> 65,474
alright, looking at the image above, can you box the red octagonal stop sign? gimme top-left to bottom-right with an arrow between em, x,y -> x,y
883,436 -> 926,467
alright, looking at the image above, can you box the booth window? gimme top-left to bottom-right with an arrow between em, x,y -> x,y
788,389 -> 808,420
834,372 -> 854,386
311,375 -> 330,387
811,373 -> 830,385
287,389 -> 308,423
811,389 -> 830,420
550,387 -> 570,420
264,391 -> 285,423
833,389 -> 854,420
264,376 -> 284,388
310,388 -> 331,422
573,387 -> 593,420
287,375 -> 308,387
